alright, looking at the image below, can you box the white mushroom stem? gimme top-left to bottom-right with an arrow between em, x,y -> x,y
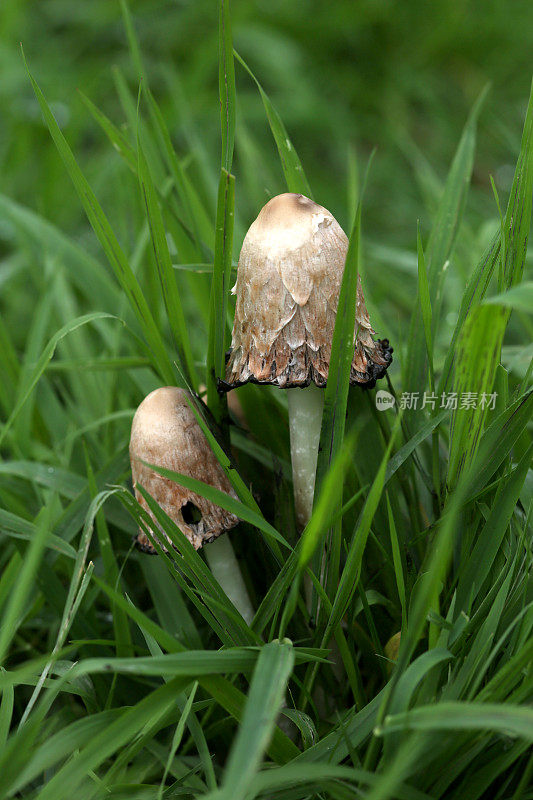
204,535 -> 254,625
288,384 -> 325,530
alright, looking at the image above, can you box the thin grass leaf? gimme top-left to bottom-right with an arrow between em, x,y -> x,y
0,462 -> 85,498
385,407 -> 449,482
137,136 -> 197,387
144,461 -> 290,550
56,649 -> 273,680
0,193 -> 118,308
0,673 -> 14,750
211,640 -> 295,800
207,168 -> 235,425
314,156 -> 372,602
387,494 -> 407,629
34,677 -> 190,800
406,87 -> 488,402
465,388 -> 533,499
92,574 -> 190,655
140,627 -> 216,791
299,430 -> 357,569
439,82 -> 533,393
438,234 -> 501,394
0,506 -> 52,665
219,0 -> 235,173
9,710 -> 122,796
19,563 -> 94,726
234,51 -> 312,196
484,282 -> 533,313
0,513 -> 76,559
456,443 -> 533,614
142,85 -> 205,255
0,312 -> 114,448
447,304 -> 507,490
158,682 -> 199,800
120,0 -> 144,77
23,51 -> 176,385
77,90 -> 137,172
502,78 -> 533,289
47,357 -> 149,372
377,702 -> 533,741
248,763 -> 432,800
323,410 -> 403,641
417,224 -> 434,389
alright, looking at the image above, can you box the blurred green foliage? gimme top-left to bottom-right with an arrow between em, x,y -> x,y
2,0 -> 533,223
0,4 -> 532,796
1,0 -> 532,374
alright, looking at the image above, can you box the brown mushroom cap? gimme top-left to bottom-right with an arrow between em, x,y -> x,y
129,387 -> 238,553
222,192 -> 392,390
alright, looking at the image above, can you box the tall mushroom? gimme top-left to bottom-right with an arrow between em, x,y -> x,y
221,192 -> 392,530
129,386 -> 254,623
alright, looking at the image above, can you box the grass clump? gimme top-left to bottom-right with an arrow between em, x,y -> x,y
0,2 -> 532,798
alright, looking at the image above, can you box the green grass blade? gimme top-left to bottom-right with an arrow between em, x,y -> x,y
9,710 -> 122,796
234,50 -> 312,197
137,136 -> 198,387
313,158 -> 372,601
405,87 -> 487,402
34,677 -> 190,800
23,51 -> 176,385
484,282 -> 533,313
0,674 -> 14,750
427,86 -> 489,314
87,464 -> 133,661
439,83 -> 533,393
385,407 -> 449,482
377,702 -> 533,741
120,0 -> 144,77
139,461 -> 289,550
207,168 -> 235,425
0,312 -> 114,448
322,410 -> 402,641
206,0 -> 237,425
219,0 -> 235,172
214,640 -> 295,800
502,79 -> 533,289
77,89 -> 137,173
248,763 -> 431,800
0,193 -> 119,308
157,682 -> 199,800
0,506 -> 52,665
315,196 -> 362,490
438,233 -> 500,394
447,304 -> 507,490
142,85 -> 205,255
51,648 -> 296,681
299,430 -> 357,569
387,494 -> 407,630
455,442 -> 533,613
464,388 -> 533,499
417,224 -> 434,389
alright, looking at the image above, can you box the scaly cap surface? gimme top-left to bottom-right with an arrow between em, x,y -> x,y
223,193 -> 392,390
129,387 -> 238,552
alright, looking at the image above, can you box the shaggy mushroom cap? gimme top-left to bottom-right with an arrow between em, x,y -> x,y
129,387 -> 238,553
222,192 -> 392,390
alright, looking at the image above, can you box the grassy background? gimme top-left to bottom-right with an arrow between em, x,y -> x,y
0,0 -> 532,798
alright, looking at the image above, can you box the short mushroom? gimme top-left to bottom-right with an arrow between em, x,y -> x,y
221,192 -> 392,529
129,386 -> 254,623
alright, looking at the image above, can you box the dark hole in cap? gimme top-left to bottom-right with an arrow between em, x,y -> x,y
182,501 -> 202,525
